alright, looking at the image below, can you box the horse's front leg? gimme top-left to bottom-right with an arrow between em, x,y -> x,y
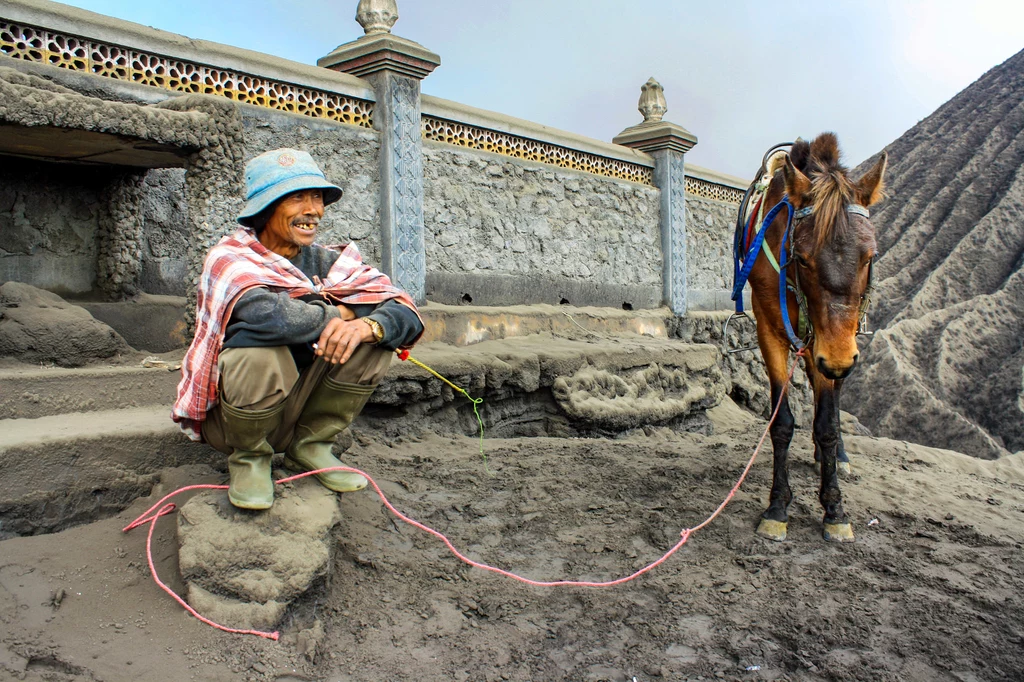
814,395 -> 851,474
812,376 -> 854,542
756,338 -> 796,542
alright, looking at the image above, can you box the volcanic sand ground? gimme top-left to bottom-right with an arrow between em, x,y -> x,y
2,399 -> 1024,682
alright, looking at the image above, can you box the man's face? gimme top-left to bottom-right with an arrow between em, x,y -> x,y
259,189 -> 325,257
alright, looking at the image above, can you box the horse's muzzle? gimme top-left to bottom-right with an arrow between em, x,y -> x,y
816,354 -> 858,380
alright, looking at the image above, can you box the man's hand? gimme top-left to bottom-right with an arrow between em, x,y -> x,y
335,304 -> 356,321
316,318 -> 375,364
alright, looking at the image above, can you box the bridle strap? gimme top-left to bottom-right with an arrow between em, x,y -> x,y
857,258 -> 875,335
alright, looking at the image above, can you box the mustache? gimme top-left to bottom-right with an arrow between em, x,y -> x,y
290,215 -> 320,227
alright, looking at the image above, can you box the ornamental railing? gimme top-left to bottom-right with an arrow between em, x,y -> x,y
421,115 -> 655,186
0,18 -> 374,127
685,176 -> 746,204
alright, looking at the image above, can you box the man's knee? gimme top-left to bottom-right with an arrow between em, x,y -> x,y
218,346 -> 299,409
328,343 -> 393,385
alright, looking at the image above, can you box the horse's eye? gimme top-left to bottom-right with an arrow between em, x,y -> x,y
795,255 -> 809,268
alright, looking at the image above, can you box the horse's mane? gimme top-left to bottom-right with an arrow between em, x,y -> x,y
794,133 -> 855,254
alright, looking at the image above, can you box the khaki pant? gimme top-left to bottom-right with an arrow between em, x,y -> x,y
202,344 -> 392,455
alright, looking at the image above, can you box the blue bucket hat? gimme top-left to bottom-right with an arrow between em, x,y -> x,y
236,148 -> 343,227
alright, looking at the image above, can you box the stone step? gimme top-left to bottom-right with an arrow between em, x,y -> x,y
0,310 -> 732,421
0,364 -> 183,420
0,335 -> 728,534
0,406 -> 218,537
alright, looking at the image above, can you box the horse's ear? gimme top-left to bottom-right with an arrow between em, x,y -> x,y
783,156 -> 812,206
790,138 -> 811,172
856,151 -> 887,206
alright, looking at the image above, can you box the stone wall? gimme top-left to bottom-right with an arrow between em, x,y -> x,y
131,107 -> 385,298
422,142 -> 662,308
0,12 -> 751,315
685,194 -> 739,309
241,107 -> 382,265
0,106 -> 382,302
139,169 -> 189,296
0,159 -> 112,296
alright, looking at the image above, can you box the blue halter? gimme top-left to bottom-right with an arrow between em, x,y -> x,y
731,194 -> 807,350
774,205 -> 807,351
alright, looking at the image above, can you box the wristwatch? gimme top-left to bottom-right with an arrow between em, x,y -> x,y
363,317 -> 385,344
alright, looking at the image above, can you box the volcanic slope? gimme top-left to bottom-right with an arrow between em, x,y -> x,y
845,47 -> 1024,459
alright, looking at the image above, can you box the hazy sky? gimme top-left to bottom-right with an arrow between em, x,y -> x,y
59,0 -> 1024,178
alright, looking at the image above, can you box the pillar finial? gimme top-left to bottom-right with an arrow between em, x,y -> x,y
322,0 -> 437,79
356,0 -> 399,35
614,76 -> 695,154
639,77 -> 667,123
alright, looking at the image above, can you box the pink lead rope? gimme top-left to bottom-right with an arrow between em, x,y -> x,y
124,351 -> 804,641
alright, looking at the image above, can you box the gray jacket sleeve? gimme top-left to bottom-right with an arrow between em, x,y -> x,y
222,288 -> 341,348
365,300 -> 424,351
344,299 -> 424,351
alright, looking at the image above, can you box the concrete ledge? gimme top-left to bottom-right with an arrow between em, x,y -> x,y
1,0 -> 375,102
425,272 -> 662,310
687,289 -> 750,312
367,333 -> 726,441
422,95 -> 654,169
418,301 -> 674,346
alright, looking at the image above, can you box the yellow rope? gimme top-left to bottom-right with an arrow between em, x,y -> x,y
399,351 -> 490,473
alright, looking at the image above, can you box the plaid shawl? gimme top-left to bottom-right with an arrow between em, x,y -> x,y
172,227 -> 420,441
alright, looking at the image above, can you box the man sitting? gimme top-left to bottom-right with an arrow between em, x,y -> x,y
173,148 -> 423,509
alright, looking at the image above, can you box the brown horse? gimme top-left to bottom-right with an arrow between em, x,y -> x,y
743,133 -> 886,542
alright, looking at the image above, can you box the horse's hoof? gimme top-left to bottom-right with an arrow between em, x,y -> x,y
756,518 -> 788,542
823,522 -> 855,543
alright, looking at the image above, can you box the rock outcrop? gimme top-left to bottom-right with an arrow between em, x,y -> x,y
0,281 -> 128,366
367,334 -> 731,438
176,479 -> 343,631
845,48 -> 1024,458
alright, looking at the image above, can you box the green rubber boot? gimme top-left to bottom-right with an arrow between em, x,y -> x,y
284,375 -> 375,493
220,401 -> 284,510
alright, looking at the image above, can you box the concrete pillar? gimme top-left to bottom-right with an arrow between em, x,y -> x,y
318,1 -> 439,304
614,78 -> 697,316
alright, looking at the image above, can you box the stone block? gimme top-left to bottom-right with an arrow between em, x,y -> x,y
176,479 -> 343,631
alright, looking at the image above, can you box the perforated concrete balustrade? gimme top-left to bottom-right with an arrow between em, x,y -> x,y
0,19 -> 375,127
686,176 -> 746,204
422,115 -> 654,186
